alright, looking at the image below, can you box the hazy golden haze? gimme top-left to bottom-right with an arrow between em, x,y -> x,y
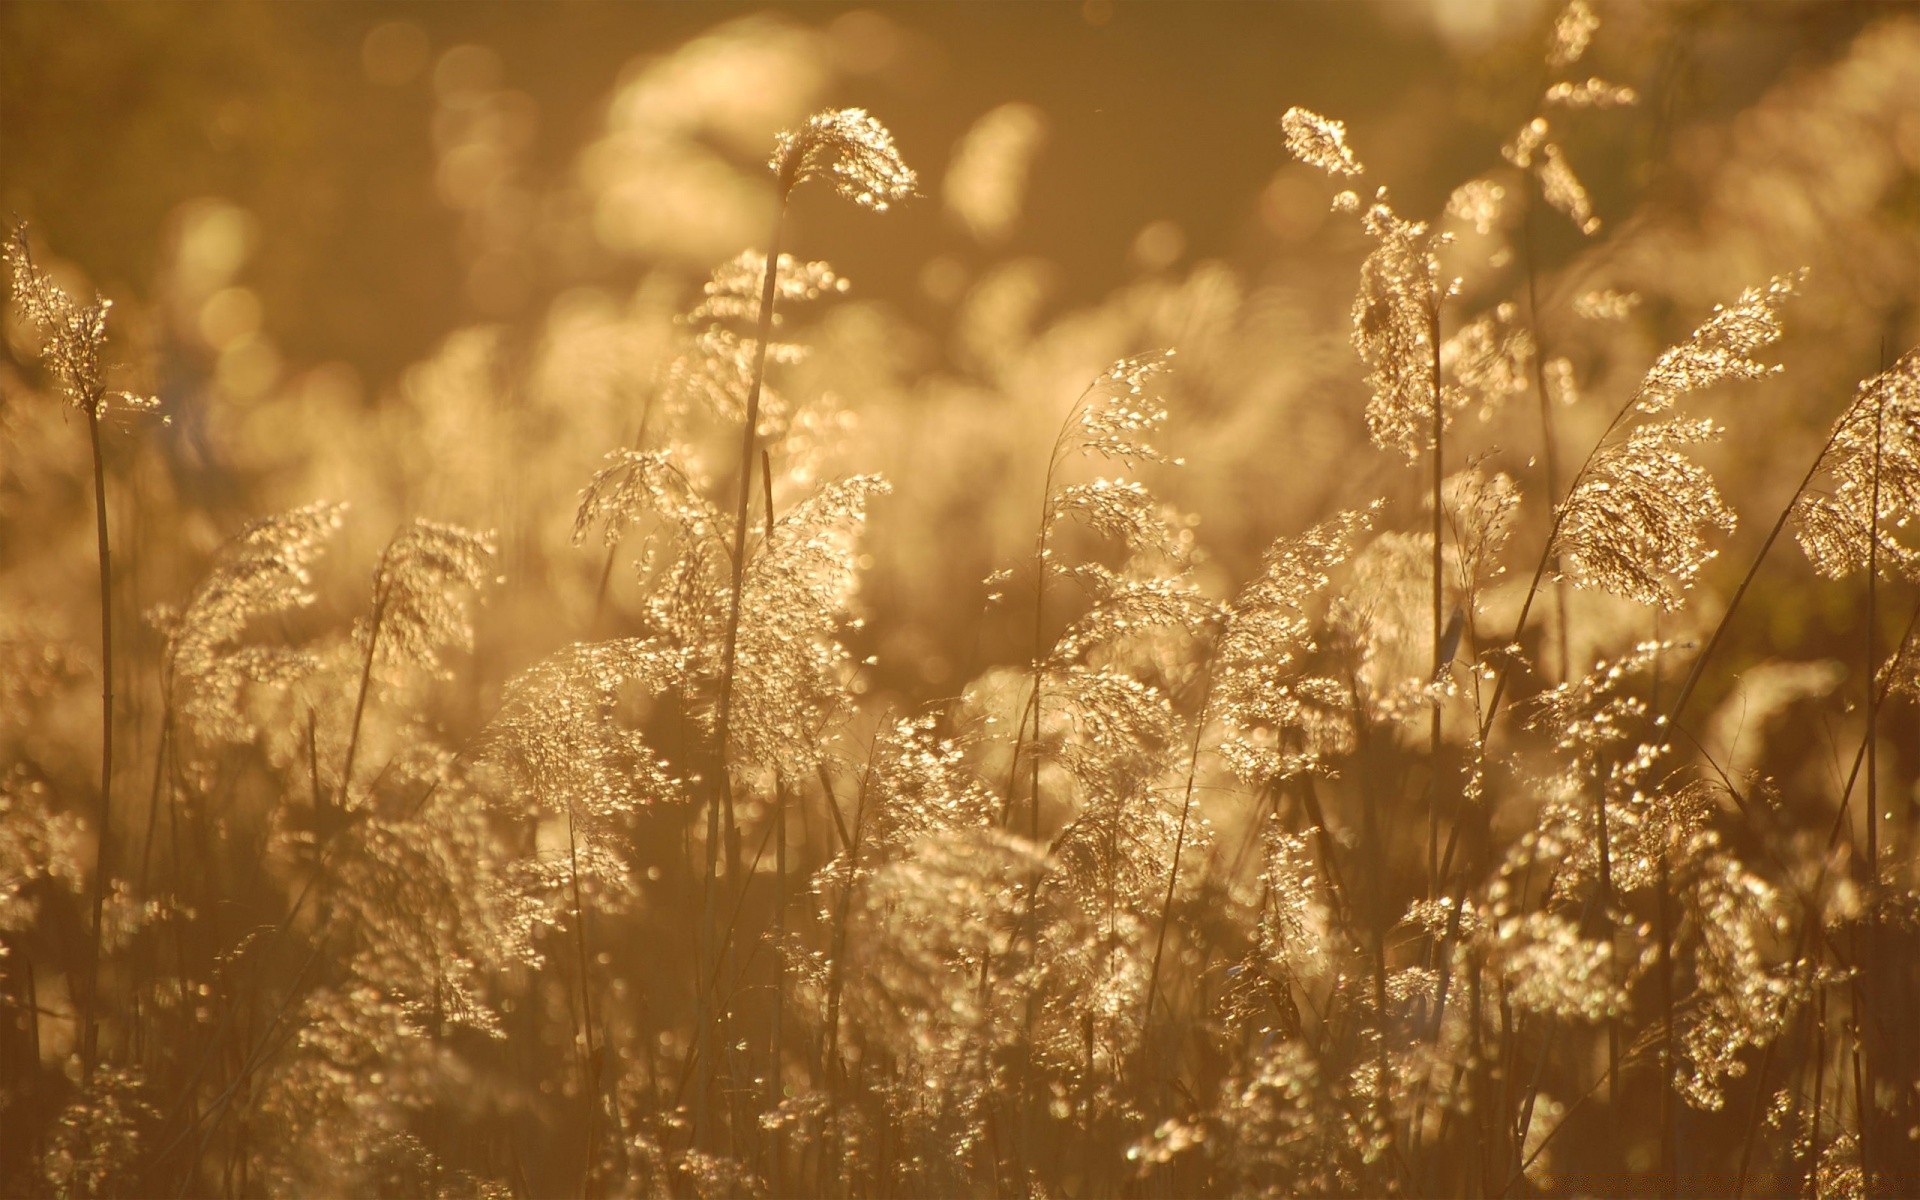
4,2 -> 1920,1196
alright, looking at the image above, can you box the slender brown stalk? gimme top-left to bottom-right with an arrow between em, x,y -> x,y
339,564 -> 392,808
763,474 -> 787,1191
1856,382 -> 1883,1196
1595,757 -> 1622,1145
1428,291 -> 1446,895
1660,393 -> 1867,735
1808,981 -> 1828,1200
1477,381 -> 1649,741
79,406 -> 114,1085
700,199 -> 786,1144
1522,196 -> 1571,683
1018,440 -> 1063,839
1865,394 -> 1883,877
1007,381 -> 1098,834
1142,695 -> 1208,1030
1657,837 -> 1677,1200
566,806 -> 599,1199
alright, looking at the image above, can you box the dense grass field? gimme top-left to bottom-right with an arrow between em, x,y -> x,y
4,2 -> 1920,1196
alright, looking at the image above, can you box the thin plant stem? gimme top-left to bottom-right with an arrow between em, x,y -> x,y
1006,379 -> 1099,833
567,805 -> 599,1199
339,568 -> 392,808
589,389 -> 660,633
1658,837 -> 1677,1200
1143,694 -> 1208,1030
1428,289 -> 1446,896
1857,377 -> 1884,1194
702,198 -> 787,1144
1522,194 -> 1571,683
80,406 -> 114,1085
1865,393 -> 1883,877
1660,391 -> 1868,735
1477,380 -> 1650,741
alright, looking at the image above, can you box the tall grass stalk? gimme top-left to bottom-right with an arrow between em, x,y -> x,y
1659,388 -> 1867,734
1142,695 -> 1207,1030
1427,292 -> 1446,895
79,405 -> 115,1085
1522,198 -> 1571,682
701,197 -> 786,1144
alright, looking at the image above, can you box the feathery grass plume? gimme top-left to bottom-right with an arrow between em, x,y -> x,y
482,639 -> 691,842
1219,821 -> 1337,1041
666,253 -> 849,457
1793,350 -> 1920,579
161,502 -> 348,753
1068,350 -> 1179,468
692,251 -> 848,327
477,637 -> 694,1189
698,112 -> 911,1146
797,715 -> 998,1154
1502,3 -> 1636,238
1042,355 -> 1219,681
253,983 -> 465,1195
0,770 -> 86,940
1036,351 -> 1185,571
1442,304 -> 1533,421
592,461 -> 886,768
1442,464 -> 1521,607
1670,832 -> 1799,1112
328,778 -> 543,1040
1483,907 -> 1624,1022
358,519 -> 498,678
1553,417 -> 1736,609
336,517 -> 495,820
1329,531 -> 1464,719
1632,275 -> 1797,416
1547,0 -> 1600,68
478,634 -> 692,1018
1521,642 -> 1715,894
728,475 -> 890,774
1051,561 -> 1217,672
1006,352 -> 1181,828
770,108 -> 918,209
1215,506 -> 1377,784
1045,665 -> 1177,825
1350,197 -> 1455,459
583,253 -> 850,624
1523,647 -> 1718,874
1281,107 -> 1366,179
4,226 -> 159,422
252,755 -> 531,1196
575,448 -> 724,572
1551,276 -> 1797,609
39,1066 -> 156,1199
830,825 -> 1067,1183
1197,1040 -> 1374,1196
1526,639 -> 1682,761
820,716 -> 998,881
6,224 -> 162,1083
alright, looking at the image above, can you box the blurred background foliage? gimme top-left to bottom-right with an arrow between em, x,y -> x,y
4,0 -> 1920,747
9,3 -> 1920,1194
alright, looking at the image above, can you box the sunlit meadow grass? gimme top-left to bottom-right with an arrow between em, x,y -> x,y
4,4 -> 1920,1197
